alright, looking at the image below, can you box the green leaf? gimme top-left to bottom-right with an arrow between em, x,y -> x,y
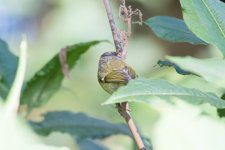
77,139 -> 108,150
180,0 -> 225,56
166,56 -> 225,87
217,93 -> 225,117
0,39 -> 18,99
21,41 -> 101,108
30,111 -> 131,140
157,60 -> 193,75
145,16 -> 207,45
103,78 -> 225,108
0,82 -> 8,100
179,0 -> 210,42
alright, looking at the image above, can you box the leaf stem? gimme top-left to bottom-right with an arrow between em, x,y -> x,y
4,36 -> 27,117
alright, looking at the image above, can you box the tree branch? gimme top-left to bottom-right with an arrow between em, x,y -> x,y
117,102 -> 146,150
103,0 -> 123,55
103,1 -> 146,149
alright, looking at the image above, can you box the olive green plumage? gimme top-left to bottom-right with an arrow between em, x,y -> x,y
98,51 -> 137,94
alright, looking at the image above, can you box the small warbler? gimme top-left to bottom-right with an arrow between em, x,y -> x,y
98,51 -> 137,94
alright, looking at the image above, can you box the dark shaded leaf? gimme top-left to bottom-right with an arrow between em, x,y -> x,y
140,137 -> 153,150
0,39 -> 18,99
30,111 -> 131,139
157,60 -> 194,75
217,94 -> 225,117
145,16 -> 207,45
78,139 -> 108,150
166,56 -> 225,88
21,41 -> 101,108
30,111 -> 152,149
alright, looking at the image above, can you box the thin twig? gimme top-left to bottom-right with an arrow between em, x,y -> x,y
117,103 -> 146,150
103,0 -> 123,56
103,0 -> 146,149
118,0 -> 142,49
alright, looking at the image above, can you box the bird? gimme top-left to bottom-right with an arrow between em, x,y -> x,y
98,51 -> 137,94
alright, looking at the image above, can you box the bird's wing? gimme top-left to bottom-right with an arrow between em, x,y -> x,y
103,66 -> 136,84
126,66 -> 137,79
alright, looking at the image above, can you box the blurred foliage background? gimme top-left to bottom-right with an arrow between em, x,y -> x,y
0,0 -> 224,149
